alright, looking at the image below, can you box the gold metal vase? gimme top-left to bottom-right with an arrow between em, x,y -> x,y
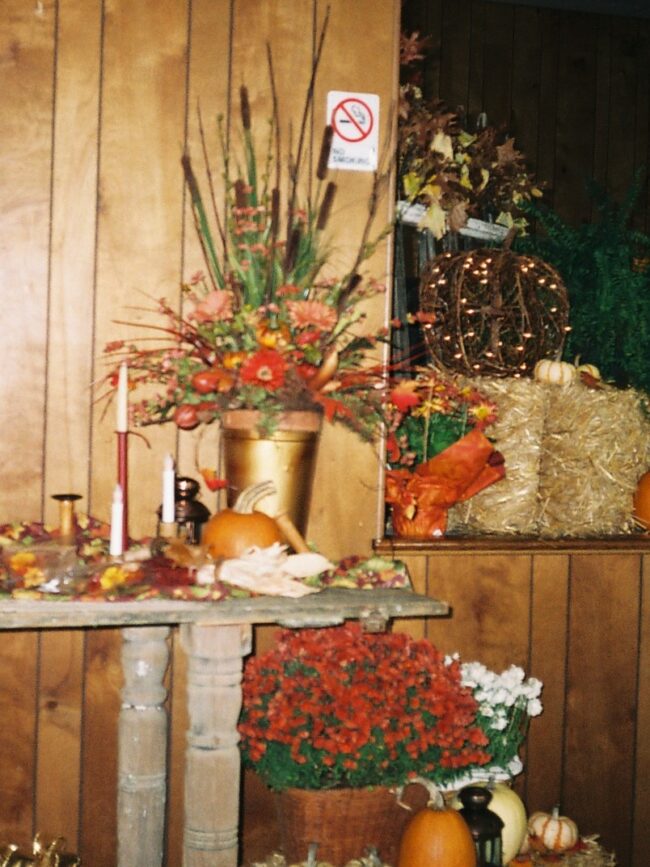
221,410 -> 322,535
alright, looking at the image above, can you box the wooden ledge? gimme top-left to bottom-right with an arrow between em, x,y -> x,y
374,533 -> 650,556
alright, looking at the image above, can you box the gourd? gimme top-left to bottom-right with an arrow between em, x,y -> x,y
533,359 -> 577,385
576,362 -> 601,380
633,470 -> 650,529
527,806 -> 579,852
451,781 -> 527,864
202,481 -> 283,559
398,783 -> 476,867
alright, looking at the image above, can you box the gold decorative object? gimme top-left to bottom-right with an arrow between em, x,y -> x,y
221,410 -> 322,535
0,835 -> 80,866
51,493 -> 82,545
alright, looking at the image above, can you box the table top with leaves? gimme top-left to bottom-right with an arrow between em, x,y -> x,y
0,516 -> 410,603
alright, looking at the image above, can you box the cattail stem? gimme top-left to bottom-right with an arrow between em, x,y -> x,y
316,182 -> 337,231
316,126 -> 334,180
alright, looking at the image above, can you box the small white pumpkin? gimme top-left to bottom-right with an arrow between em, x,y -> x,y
533,359 -> 577,385
527,806 -> 579,852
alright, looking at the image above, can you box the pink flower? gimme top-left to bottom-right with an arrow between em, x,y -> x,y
287,300 -> 337,332
190,290 -> 234,323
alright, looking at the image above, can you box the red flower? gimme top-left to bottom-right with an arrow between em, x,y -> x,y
240,349 -> 288,389
238,623 -> 491,791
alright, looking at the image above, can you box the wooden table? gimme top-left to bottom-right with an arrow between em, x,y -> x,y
0,588 -> 448,867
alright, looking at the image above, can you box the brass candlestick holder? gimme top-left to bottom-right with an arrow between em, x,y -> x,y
51,493 -> 82,545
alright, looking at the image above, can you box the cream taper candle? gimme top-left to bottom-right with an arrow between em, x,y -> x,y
162,453 -> 175,524
110,484 -> 124,556
116,362 -> 128,432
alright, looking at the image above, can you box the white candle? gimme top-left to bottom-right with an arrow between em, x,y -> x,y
116,362 -> 129,432
109,484 -> 124,556
162,453 -> 175,524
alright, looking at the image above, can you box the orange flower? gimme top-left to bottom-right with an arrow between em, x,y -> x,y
199,468 -> 229,492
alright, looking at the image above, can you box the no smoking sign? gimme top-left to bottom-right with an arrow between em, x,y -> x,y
327,91 -> 379,172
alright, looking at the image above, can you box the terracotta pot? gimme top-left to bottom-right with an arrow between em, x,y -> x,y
221,410 -> 322,536
275,786 -> 410,866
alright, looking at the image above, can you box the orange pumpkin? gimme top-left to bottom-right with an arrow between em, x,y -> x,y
398,800 -> 476,867
527,807 -> 578,853
633,470 -> 650,529
202,482 -> 284,558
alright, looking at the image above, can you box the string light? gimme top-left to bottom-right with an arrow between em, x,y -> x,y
419,248 -> 570,377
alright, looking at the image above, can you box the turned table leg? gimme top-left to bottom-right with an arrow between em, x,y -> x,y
117,626 -> 170,867
180,622 -> 253,867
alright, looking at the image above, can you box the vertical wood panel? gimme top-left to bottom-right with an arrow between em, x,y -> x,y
393,553 -> 429,639
606,18 -> 643,208
44,0 -> 101,516
525,553 -> 569,813
425,553 -> 532,668
167,628 -> 189,866
633,553 -> 650,865
0,633 -> 38,846
479,1 -> 514,130
511,7 -> 543,184
79,629 -> 122,865
35,631 -> 84,847
466,0 -> 486,122
91,0 -> 188,536
404,0 -> 443,100
438,0 -> 472,113
552,12 -> 598,225
536,9 -> 561,205
564,554 -> 640,863
38,1 -> 102,850
309,0 -> 399,557
176,0 -> 231,503
0,0 -> 55,521
591,15 -> 612,209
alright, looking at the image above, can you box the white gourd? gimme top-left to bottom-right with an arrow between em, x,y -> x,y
533,359 -> 577,385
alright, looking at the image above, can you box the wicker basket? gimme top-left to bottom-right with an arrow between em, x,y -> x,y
275,786 -> 410,866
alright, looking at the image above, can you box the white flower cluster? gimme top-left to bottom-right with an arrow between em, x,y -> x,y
457,659 -> 543,724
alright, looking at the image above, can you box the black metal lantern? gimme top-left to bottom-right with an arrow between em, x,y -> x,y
459,785 -> 504,867
157,476 -> 211,544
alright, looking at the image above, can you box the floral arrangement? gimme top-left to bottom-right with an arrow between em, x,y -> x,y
398,32 -> 543,239
384,369 -> 504,537
104,38 -> 396,440
453,657 -> 544,779
386,368 -> 498,470
238,623 -> 494,791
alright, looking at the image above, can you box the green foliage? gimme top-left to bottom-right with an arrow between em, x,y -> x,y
515,170 -> 650,393
397,411 -> 470,465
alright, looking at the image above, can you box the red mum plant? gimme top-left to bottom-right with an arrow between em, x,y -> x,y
238,622 -> 491,791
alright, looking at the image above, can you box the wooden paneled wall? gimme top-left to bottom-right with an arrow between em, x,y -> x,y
402,0 -> 650,232
376,537 -> 650,867
0,1 -> 399,863
2,1 -> 650,866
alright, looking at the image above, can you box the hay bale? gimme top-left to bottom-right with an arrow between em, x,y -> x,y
449,377 -> 548,535
537,382 -> 650,537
